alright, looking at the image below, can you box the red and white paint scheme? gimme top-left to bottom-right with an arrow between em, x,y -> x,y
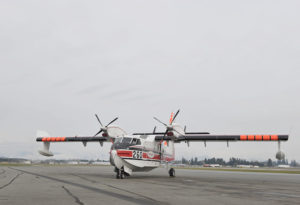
36,110 -> 289,179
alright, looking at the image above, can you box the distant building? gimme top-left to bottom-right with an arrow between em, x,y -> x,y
92,161 -> 110,165
278,165 -> 290,168
237,165 -> 252,168
78,161 -> 89,165
67,161 -> 78,165
203,164 -> 221,167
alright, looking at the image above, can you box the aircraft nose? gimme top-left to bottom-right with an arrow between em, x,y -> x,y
110,150 -> 117,166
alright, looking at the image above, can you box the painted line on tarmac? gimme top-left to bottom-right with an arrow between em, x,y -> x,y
9,167 -> 167,205
0,172 -> 23,190
62,186 -> 85,205
72,173 -> 164,203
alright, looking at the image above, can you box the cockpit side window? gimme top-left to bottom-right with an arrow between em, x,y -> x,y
122,137 -> 132,144
131,138 -> 141,145
131,138 -> 137,145
111,137 -> 142,150
115,137 -> 122,143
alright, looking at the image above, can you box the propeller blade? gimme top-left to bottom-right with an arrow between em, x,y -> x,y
171,109 -> 180,124
95,114 -> 103,127
160,129 -> 168,160
153,117 -> 168,127
169,112 -> 174,125
94,129 -> 103,137
106,117 -> 118,127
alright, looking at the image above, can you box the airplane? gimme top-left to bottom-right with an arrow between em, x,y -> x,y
36,110 -> 289,179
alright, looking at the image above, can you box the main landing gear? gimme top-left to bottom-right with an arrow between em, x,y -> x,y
169,168 -> 175,177
115,167 -> 125,179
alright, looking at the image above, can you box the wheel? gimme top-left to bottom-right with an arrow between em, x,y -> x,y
120,171 -> 125,179
169,168 -> 175,177
119,166 -> 126,179
115,168 -> 120,179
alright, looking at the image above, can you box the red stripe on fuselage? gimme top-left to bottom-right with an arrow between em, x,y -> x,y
116,149 -> 161,160
143,152 -> 161,160
117,150 -> 133,157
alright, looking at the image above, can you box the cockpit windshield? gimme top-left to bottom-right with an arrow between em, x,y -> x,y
111,137 -> 141,150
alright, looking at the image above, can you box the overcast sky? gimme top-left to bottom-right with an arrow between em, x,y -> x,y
0,0 -> 299,161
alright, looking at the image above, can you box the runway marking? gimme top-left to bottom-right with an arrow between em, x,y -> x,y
0,172 -> 23,190
9,167 -> 167,205
62,186 -> 84,205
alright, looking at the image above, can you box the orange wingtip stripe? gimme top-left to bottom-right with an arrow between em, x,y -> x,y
42,138 -> 47,141
61,137 -> 66,141
263,135 -> 270,140
271,135 -> 278,141
47,137 -> 51,141
240,135 -> 247,140
255,135 -> 262,140
248,135 -> 254,140
55,137 -> 61,141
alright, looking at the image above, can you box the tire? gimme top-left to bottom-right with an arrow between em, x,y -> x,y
120,172 -> 125,179
169,168 -> 175,177
116,168 -> 120,179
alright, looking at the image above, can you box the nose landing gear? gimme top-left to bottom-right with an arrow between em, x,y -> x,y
169,168 -> 175,177
115,167 -> 125,179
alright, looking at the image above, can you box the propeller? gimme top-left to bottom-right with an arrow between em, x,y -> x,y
94,114 -> 118,136
153,109 -> 184,137
153,109 -> 181,159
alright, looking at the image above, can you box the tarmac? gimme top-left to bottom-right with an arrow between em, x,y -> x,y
0,165 -> 299,205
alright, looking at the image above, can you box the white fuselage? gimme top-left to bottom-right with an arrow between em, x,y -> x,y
109,135 -> 175,175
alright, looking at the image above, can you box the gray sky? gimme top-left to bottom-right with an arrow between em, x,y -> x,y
0,0 -> 299,161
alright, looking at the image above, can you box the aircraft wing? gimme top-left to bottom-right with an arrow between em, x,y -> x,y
36,136 -> 109,157
36,136 -> 108,142
133,132 -> 209,135
155,134 -> 289,141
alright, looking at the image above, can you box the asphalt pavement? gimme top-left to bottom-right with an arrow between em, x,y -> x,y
0,165 -> 299,205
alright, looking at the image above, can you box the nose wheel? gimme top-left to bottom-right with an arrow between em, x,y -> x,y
169,168 -> 175,177
115,167 -> 125,179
